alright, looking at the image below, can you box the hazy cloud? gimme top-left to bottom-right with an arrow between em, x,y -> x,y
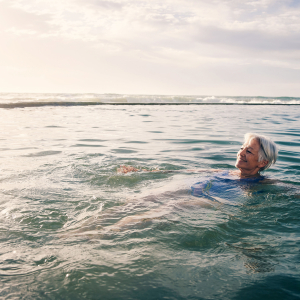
0,0 -> 299,94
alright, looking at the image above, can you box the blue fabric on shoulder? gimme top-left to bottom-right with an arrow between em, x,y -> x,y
191,171 -> 265,203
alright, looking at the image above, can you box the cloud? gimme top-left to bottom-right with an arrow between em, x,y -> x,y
2,0 -> 299,45
194,25 -> 300,51
0,0 -> 300,94
0,2 -> 53,33
78,0 -> 123,10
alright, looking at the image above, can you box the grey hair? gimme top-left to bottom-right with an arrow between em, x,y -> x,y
244,133 -> 278,171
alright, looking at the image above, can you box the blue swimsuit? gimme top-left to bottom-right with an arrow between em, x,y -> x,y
191,171 -> 265,203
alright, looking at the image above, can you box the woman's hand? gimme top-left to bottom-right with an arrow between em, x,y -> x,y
117,165 -> 140,173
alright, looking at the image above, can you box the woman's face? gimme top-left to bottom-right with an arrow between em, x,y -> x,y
235,138 -> 267,176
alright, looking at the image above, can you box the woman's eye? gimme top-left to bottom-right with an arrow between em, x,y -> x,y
247,150 -> 252,154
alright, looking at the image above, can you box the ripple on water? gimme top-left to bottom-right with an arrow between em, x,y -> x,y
0,104 -> 299,299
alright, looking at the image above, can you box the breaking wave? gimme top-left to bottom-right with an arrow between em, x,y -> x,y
0,93 -> 299,108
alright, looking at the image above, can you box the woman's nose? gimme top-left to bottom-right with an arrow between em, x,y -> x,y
240,148 -> 246,156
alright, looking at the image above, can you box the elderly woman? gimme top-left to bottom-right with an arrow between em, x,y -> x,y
62,133 -> 278,237
233,133 -> 278,177
117,133 -> 278,205
189,133 -> 278,201
119,133 -> 278,178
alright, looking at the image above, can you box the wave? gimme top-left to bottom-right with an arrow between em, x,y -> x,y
0,93 -> 299,108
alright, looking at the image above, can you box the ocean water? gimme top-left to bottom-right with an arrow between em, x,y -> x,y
0,94 -> 299,299
0,93 -> 300,107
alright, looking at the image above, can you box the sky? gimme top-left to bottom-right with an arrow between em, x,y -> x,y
0,0 -> 300,96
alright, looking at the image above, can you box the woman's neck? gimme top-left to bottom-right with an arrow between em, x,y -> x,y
238,169 -> 261,178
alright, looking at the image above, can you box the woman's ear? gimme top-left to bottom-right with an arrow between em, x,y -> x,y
258,160 -> 268,168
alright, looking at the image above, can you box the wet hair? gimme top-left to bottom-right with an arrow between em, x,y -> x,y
244,133 -> 278,171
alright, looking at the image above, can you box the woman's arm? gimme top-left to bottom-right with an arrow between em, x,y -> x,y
117,165 -> 221,174
117,165 -> 167,174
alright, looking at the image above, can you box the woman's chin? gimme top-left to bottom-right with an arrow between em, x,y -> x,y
235,159 -> 246,168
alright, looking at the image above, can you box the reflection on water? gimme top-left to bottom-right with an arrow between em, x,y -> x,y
0,105 -> 299,299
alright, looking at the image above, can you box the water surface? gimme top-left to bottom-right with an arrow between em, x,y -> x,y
0,101 -> 299,299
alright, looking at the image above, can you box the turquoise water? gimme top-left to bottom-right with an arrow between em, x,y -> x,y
0,98 -> 299,299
